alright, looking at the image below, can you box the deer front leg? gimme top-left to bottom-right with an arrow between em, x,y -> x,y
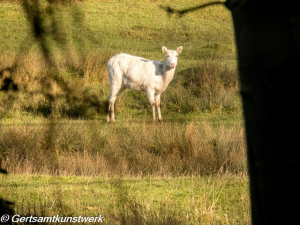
155,93 -> 162,122
147,89 -> 156,121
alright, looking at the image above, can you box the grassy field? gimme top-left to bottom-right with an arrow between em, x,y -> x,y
1,175 -> 250,224
0,0 -> 250,224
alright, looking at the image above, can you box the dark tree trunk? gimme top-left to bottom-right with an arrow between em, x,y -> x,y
230,1 -> 300,224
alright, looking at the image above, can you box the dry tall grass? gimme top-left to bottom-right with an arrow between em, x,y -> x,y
171,59 -> 240,113
0,51 -> 112,119
0,120 -> 247,176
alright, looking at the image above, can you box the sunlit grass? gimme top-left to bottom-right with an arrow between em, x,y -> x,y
0,174 -> 250,224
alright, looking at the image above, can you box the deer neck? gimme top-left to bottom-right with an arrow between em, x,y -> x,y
162,64 -> 176,85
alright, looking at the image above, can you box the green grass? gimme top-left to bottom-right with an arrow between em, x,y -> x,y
0,0 -> 235,60
0,174 -> 250,224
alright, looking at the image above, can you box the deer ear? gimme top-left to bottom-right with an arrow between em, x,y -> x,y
176,46 -> 183,54
162,46 -> 168,54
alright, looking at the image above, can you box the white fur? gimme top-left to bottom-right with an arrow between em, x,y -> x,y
106,46 -> 183,122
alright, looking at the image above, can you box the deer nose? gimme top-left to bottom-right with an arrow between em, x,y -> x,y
170,63 -> 175,68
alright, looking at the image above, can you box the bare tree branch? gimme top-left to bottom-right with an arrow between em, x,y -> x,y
160,1 -> 225,17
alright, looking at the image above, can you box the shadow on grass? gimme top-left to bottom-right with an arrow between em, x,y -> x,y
0,0 -> 106,120
0,1 -> 106,222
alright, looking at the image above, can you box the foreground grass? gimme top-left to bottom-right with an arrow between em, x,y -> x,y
1,116 -> 246,177
1,116 -> 248,224
0,174 -> 250,224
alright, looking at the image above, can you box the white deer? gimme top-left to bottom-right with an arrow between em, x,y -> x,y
106,46 -> 183,122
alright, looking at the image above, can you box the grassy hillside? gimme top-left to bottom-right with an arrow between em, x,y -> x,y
0,0 -> 238,121
0,0 -> 235,59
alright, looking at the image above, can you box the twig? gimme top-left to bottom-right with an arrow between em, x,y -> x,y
160,1 -> 225,17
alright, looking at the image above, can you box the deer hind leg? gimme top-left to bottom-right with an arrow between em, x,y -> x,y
106,98 -> 115,122
107,85 -> 125,122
